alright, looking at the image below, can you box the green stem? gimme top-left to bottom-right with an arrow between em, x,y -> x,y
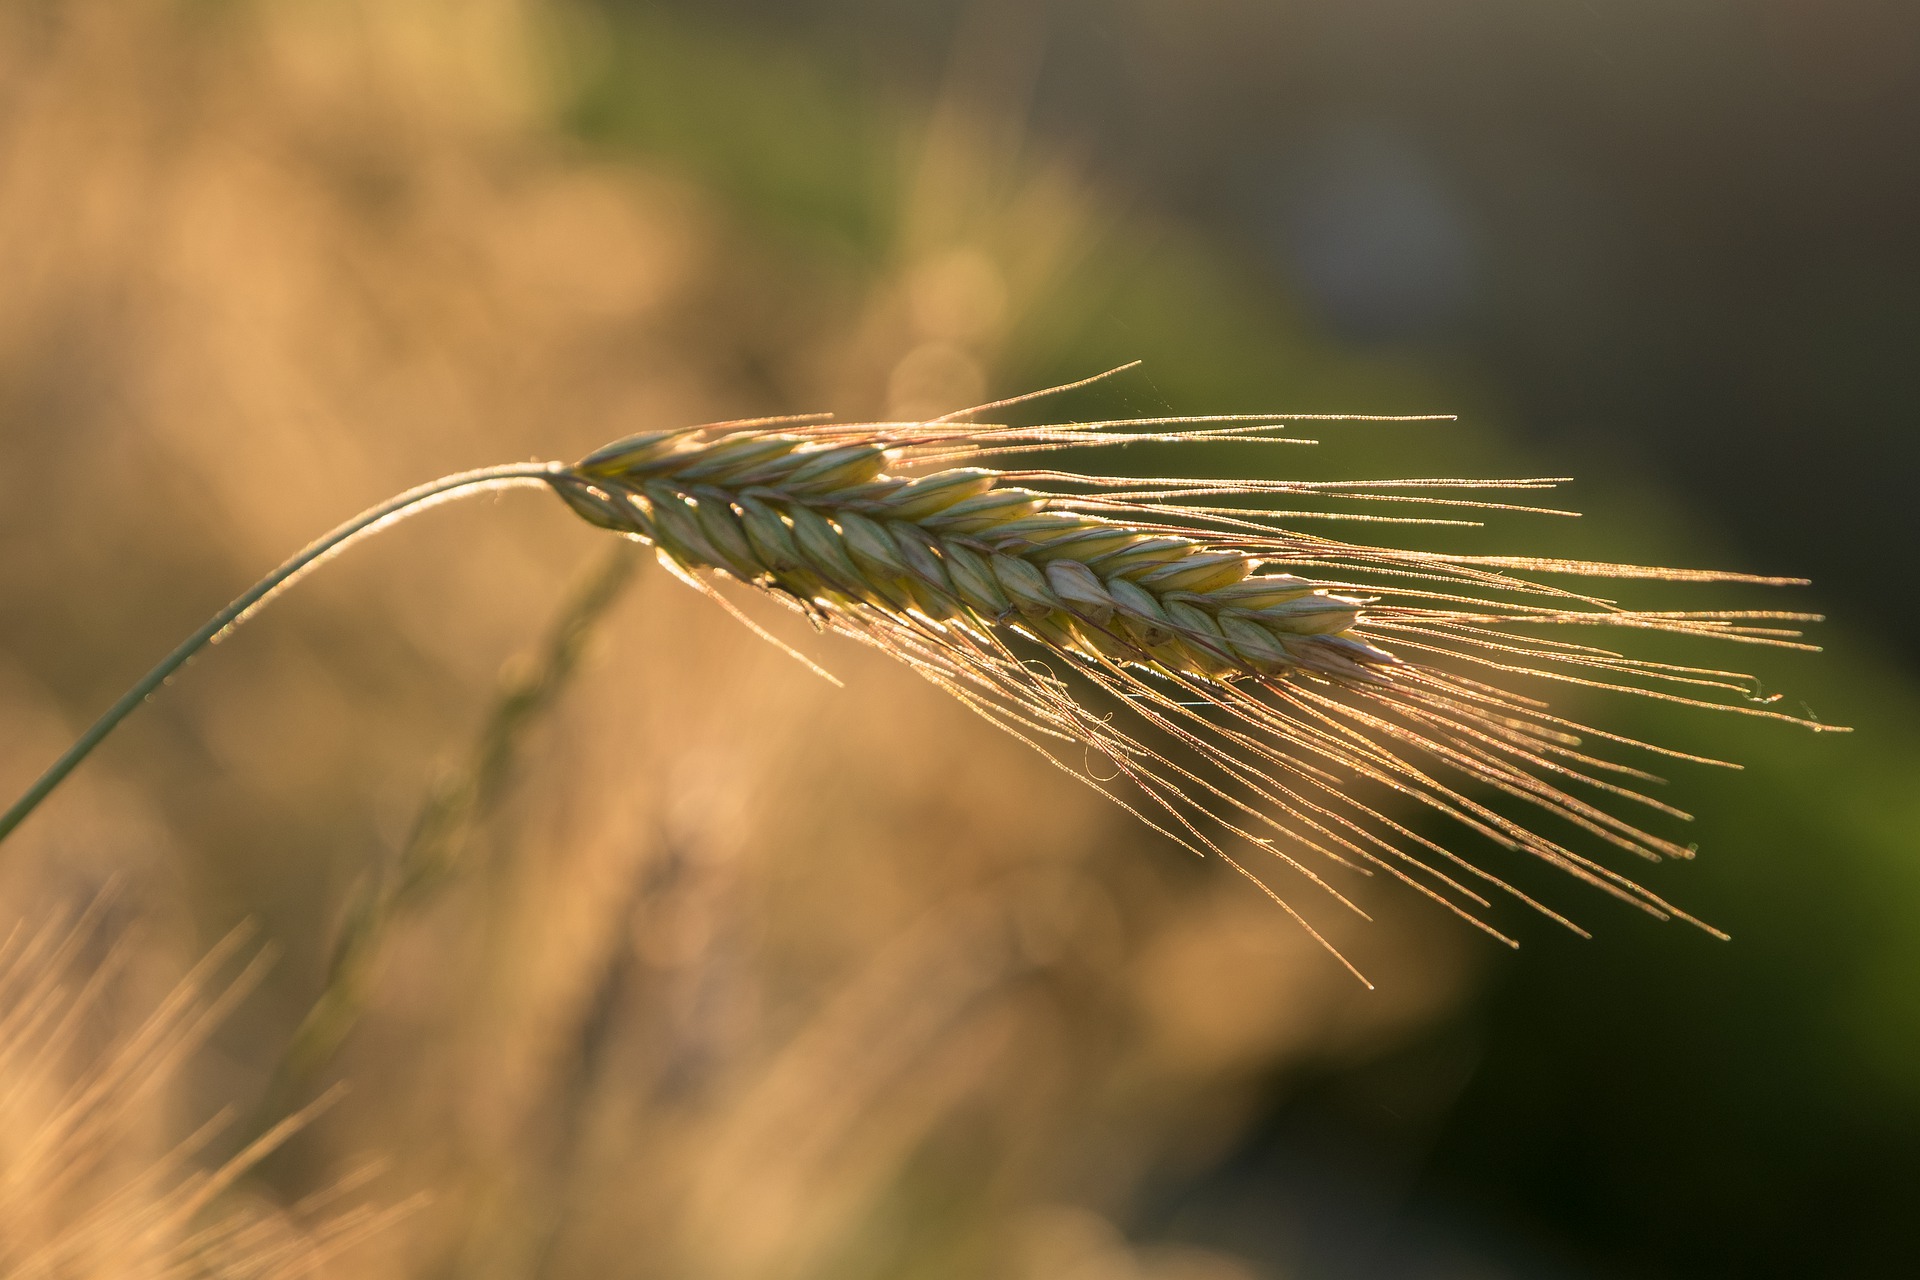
0,462 -> 565,847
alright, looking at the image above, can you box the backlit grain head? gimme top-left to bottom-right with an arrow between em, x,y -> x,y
549,374 -> 1842,980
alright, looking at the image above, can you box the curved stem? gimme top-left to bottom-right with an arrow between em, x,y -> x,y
0,462 -> 566,847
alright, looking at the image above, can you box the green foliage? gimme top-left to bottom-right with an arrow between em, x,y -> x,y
564,4 -> 902,262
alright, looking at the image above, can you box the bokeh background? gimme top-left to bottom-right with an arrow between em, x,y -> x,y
1,1 -> 1916,1275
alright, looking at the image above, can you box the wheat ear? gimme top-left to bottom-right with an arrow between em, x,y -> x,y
0,385 -> 1842,973
542,397 -> 1842,975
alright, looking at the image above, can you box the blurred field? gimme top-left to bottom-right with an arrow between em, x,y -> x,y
2,2 -> 1917,1277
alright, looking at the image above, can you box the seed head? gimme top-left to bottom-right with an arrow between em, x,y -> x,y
547,394 -> 1838,978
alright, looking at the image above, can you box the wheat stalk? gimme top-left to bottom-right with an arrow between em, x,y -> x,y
0,375 -> 1842,975
0,464 -> 560,846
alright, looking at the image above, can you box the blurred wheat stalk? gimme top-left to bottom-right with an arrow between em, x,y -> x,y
0,894 -> 408,1276
245,543 -> 640,1139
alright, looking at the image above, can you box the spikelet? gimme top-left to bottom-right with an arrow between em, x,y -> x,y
548,380 -> 1840,977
